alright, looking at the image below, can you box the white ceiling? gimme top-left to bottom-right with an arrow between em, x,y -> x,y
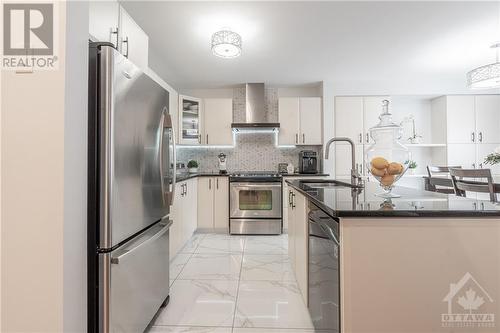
121,1 -> 500,90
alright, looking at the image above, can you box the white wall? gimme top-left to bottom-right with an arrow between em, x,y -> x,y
64,1 -> 89,332
1,2 -> 88,331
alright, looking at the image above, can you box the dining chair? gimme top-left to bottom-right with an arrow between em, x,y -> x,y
449,168 -> 497,202
425,165 -> 462,194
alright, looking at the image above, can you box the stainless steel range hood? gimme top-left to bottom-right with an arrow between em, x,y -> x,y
231,83 -> 280,130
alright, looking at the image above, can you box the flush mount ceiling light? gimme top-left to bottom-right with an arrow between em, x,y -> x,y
211,29 -> 242,58
467,42 -> 500,89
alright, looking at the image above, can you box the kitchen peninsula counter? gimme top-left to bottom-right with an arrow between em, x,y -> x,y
285,179 -> 500,333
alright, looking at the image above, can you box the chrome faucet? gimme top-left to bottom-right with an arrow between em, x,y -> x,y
325,137 -> 363,187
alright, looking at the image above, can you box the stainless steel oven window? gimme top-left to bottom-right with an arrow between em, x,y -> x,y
230,182 -> 282,219
239,189 -> 273,210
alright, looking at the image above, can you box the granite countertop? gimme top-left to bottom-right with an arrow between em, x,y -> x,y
175,172 -> 330,182
286,179 -> 500,218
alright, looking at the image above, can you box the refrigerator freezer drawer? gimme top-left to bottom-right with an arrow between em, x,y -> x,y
102,221 -> 171,332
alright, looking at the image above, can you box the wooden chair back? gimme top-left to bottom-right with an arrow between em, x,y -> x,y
425,166 -> 462,194
449,168 -> 497,202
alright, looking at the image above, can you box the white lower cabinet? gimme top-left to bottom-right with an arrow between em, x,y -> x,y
197,177 -> 229,232
170,178 -> 198,260
287,188 -> 308,305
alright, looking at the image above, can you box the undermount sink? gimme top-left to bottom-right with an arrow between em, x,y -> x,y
300,179 -> 363,189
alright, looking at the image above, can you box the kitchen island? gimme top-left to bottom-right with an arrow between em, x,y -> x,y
285,179 -> 500,333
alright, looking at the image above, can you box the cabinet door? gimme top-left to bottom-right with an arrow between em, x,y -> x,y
294,191 -> 308,305
279,97 -> 300,145
89,1 -> 120,47
475,95 -> 500,144
179,95 -> 203,145
287,189 -> 296,269
299,97 -> 322,145
187,179 -> 198,236
204,98 -> 233,145
363,96 -> 390,144
335,97 -> 364,144
335,143 -> 364,177
119,6 -> 149,70
446,96 -> 475,144
197,178 -> 214,230
477,144 -> 500,175
170,182 -> 184,259
214,177 -> 229,231
447,143 -> 477,169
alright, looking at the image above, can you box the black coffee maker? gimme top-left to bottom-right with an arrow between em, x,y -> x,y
299,150 -> 318,174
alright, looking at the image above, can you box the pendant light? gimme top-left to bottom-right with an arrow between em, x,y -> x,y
466,43 -> 500,89
467,3 -> 500,89
211,29 -> 242,59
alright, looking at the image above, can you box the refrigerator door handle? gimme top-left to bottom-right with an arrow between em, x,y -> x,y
111,220 -> 173,265
159,109 -> 176,206
165,112 -> 176,205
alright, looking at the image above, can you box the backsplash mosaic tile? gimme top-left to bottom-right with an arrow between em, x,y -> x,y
176,133 -> 322,173
177,87 -> 322,173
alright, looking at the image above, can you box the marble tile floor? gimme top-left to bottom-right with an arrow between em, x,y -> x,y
149,233 -> 332,333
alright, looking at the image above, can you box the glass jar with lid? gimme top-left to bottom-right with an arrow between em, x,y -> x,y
365,100 -> 410,198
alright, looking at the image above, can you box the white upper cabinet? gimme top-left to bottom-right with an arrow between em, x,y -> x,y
179,95 -> 203,145
475,95 -> 500,144
335,96 -> 389,145
278,97 -> 322,145
89,2 -> 149,70
119,7 -> 149,70
299,97 -> 322,145
203,98 -> 233,146
89,1 -> 120,48
278,97 -> 300,145
335,97 -> 364,144
445,96 -> 476,144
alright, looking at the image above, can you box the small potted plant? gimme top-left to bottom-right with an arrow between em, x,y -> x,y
485,146 -> 500,167
187,160 -> 199,173
405,160 -> 418,175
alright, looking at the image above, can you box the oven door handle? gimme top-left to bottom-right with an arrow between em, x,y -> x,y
231,183 -> 282,189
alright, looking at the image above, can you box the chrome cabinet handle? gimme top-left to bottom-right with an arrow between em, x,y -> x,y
291,192 -> 296,208
216,178 -> 219,189
122,36 -> 129,58
295,134 -> 298,144
206,134 -> 208,144
111,27 -> 119,48
366,133 -> 369,143
471,132 -> 475,143
479,132 -> 483,142
302,134 -> 305,144
209,179 -> 211,190
358,133 -> 362,143
288,190 -> 293,206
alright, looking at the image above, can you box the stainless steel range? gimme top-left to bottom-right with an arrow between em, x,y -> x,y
229,172 -> 282,235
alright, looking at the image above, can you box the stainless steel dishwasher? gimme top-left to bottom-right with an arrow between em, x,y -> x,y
308,201 -> 340,332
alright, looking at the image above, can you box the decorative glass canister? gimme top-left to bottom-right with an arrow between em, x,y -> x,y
365,100 -> 410,198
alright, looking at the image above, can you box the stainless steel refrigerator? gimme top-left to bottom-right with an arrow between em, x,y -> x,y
88,42 -> 176,332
